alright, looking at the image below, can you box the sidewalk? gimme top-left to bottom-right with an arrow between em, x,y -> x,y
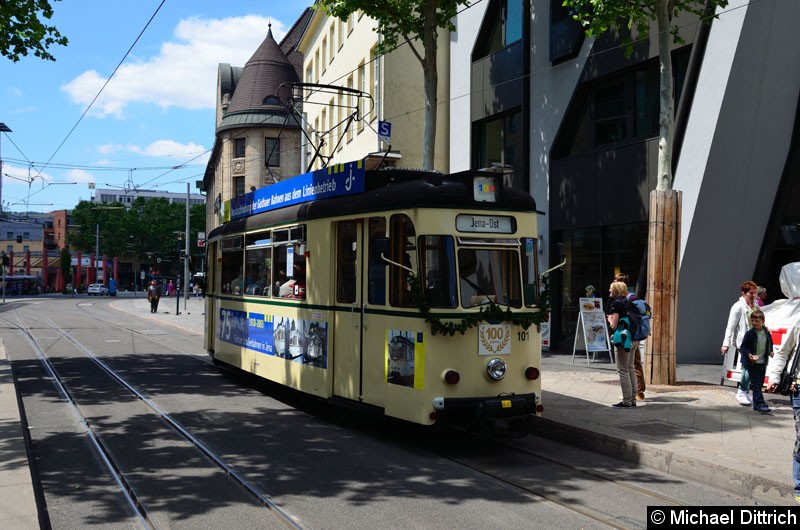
0,340 -> 38,529
534,350 -> 796,505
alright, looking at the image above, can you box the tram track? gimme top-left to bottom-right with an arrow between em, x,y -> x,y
434,444 -> 682,529
4,305 -> 306,530
417,425 -> 733,530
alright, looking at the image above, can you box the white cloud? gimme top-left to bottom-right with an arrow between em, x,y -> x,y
61,15 -> 286,117
65,169 -> 96,184
95,140 -> 208,162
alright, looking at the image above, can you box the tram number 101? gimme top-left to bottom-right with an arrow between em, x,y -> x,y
517,331 -> 529,341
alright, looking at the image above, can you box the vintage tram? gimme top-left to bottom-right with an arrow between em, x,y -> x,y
204,160 -> 545,434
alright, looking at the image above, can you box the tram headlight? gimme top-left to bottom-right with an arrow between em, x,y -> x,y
486,358 -> 507,381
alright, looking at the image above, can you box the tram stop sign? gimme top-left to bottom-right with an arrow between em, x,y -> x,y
378,120 -> 392,143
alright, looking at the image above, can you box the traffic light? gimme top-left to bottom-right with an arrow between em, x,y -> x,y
1,255 -> 8,266
179,249 -> 187,259
15,236 -> 22,243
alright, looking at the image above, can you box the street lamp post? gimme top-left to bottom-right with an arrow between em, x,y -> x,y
0,123 -> 12,215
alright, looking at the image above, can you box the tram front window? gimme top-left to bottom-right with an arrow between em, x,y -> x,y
458,248 -> 521,308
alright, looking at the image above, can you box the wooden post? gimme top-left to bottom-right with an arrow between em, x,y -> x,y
645,190 -> 681,385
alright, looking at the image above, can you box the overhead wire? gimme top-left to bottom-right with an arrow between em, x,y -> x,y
8,0 -> 761,205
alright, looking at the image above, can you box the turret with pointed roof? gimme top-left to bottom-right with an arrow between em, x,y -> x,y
204,9 -> 313,233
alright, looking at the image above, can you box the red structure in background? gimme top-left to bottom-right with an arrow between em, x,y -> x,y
76,251 -> 82,288
42,250 -> 48,289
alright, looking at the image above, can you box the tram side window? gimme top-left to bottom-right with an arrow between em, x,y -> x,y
368,217 -> 387,305
337,222 -> 357,304
272,244 -> 306,299
221,236 -> 244,295
458,248 -> 522,308
521,237 -> 539,307
245,233 -> 272,297
389,214 -> 416,307
419,235 -> 456,308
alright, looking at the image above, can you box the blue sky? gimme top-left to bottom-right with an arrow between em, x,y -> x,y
0,0 -> 309,214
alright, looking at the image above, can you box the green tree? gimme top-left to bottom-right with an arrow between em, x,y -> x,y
563,0 -> 728,384
0,0 -> 68,62
316,0 -> 470,170
69,198 -> 206,277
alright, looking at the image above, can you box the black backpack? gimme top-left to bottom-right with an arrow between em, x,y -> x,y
622,297 -> 643,340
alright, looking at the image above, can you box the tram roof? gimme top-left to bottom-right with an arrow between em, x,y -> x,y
209,166 -> 536,240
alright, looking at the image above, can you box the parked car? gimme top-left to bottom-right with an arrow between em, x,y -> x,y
87,283 -> 109,296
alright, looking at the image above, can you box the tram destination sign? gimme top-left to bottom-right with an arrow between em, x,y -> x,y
456,214 -> 515,234
227,160 -> 366,221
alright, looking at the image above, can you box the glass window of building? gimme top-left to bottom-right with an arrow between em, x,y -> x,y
233,176 -> 245,197
473,0 -> 523,60
265,138 -> 280,167
234,138 -> 245,158
475,110 -> 524,190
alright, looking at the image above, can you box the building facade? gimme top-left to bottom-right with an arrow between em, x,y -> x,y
94,188 -> 205,208
296,7 -> 450,172
450,0 -> 800,362
203,11 -> 313,232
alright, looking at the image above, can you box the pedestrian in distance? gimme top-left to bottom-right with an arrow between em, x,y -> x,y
615,272 -> 646,401
607,281 -> 637,408
147,280 -> 161,314
721,280 -> 759,406
739,309 -> 773,414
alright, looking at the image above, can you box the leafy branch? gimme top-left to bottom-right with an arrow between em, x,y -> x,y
407,274 -> 549,336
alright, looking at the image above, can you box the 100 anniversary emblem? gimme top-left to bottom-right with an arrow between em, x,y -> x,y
478,323 -> 511,355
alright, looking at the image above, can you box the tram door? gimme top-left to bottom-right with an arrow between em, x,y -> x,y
204,242 -> 216,355
333,220 -> 363,400
332,217 -> 387,402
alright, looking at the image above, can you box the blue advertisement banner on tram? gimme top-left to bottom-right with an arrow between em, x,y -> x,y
218,308 -> 328,368
228,160 -> 365,221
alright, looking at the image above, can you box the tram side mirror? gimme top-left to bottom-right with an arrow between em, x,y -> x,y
372,237 -> 390,266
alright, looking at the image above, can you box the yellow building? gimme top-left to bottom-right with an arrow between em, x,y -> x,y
297,7 -> 449,172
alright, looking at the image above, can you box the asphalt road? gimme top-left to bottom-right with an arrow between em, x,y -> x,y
1,295 -> 748,529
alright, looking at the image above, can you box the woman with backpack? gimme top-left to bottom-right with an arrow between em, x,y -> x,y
615,272 -> 647,401
607,281 -> 637,408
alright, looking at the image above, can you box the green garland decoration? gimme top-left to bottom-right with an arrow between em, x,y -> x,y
408,273 -> 551,336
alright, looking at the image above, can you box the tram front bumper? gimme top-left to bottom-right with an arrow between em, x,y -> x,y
432,392 -> 537,418
431,393 -> 538,436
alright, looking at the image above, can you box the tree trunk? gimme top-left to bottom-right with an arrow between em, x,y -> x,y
421,0 -> 437,170
645,190 -> 681,385
655,0 -> 674,191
